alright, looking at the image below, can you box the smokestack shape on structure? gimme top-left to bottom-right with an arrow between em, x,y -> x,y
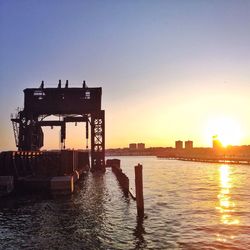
58,80 -> 61,88
40,81 -> 44,89
83,80 -> 86,88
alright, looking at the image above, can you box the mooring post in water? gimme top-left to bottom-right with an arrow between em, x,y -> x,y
135,164 -> 144,218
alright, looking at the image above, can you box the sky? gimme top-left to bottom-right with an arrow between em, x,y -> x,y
1,0 -> 250,150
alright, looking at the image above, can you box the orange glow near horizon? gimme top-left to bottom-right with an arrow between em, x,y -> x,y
204,116 -> 243,147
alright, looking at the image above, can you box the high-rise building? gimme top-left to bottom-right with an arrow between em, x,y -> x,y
185,140 -> 193,149
129,143 -> 137,150
175,140 -> 183,150
137,143 -> 145,150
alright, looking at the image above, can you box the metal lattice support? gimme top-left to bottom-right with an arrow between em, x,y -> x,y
11,82 -> 105,172
11,118 -> 19,148
91,110 -> 105,171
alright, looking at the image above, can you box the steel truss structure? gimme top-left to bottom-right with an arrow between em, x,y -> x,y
11,81 -> 105,171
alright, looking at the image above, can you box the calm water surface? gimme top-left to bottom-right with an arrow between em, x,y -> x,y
0,156 -> 249,249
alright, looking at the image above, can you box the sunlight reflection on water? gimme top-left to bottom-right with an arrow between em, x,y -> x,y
0,157 -> 250,249
216,165 -> 239,225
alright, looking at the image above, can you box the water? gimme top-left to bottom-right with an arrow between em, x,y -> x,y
0,156 -> 250,249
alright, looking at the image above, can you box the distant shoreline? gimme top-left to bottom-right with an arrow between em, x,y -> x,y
157,156 -> 250,165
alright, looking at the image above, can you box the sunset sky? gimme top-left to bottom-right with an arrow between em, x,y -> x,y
1,0 -> 250,150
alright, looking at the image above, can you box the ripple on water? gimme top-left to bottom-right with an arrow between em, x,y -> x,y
0,157 -> 250,249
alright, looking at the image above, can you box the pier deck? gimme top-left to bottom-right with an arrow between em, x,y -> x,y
0,150 -> 89,196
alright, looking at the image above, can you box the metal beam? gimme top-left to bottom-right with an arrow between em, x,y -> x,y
38,121 -> 64,126
64,116 -> 88,123
91,110 -> 105,171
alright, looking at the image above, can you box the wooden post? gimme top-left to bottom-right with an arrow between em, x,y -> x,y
135,164 -> 144,218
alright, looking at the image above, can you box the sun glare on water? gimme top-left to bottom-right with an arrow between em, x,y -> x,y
205,117 -> 243,147
216,165 -> 240,226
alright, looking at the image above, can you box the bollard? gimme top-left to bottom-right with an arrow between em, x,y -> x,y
135,164 -> 144,218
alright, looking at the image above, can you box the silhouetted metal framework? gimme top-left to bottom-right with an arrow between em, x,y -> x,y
11,81 -> 105,171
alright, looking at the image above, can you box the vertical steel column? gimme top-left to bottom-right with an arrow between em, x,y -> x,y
91,110 -> 105,171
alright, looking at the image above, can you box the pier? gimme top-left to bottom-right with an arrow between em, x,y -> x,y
0,150 -> 89,196
0,80 -> 106,196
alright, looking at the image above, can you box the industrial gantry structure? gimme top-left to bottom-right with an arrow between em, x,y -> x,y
11,80 -> 105,171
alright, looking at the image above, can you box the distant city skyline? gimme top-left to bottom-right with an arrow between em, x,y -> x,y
1,1 -> 250,151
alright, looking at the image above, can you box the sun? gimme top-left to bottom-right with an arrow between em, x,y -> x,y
204,116 -> 243,147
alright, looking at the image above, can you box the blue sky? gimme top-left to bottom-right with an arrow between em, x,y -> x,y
1,0 -> 250,150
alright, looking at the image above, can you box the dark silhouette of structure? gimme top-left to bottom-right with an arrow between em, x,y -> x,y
11,80 -> 105,171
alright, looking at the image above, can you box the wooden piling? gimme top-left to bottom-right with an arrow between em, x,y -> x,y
111,163 -> 129,196
135,164 -> 144,218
